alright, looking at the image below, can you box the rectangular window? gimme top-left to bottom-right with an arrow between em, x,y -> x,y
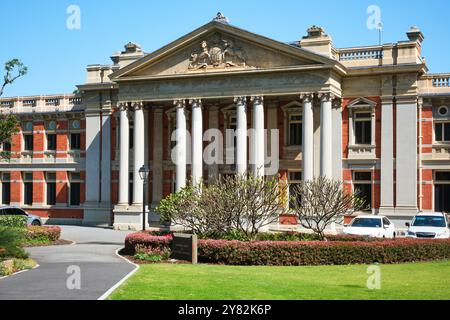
70,133 -> 81,150
70,183 -> 80,206
47,134 -> 57,151
24,134 -> 34,151
24,183 -> 33,206
289,171 -> 302,209
1,173 -> 10,205
353,171 -> 372,211
435,122 -> 450,142
288,114 -> 302,146
3,142 -> 11,152
46,173 -> 57,206
354,113 -> 372,145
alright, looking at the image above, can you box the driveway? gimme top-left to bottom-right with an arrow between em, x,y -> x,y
0,226 -> 136,300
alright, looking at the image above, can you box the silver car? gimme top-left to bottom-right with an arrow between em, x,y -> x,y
0,206 -> 42,226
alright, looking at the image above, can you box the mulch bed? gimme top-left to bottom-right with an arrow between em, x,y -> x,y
118,248 -> 191,265
24,239 -> 74,248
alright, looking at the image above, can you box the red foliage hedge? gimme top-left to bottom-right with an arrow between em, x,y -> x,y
124,232 -> 450,266
26,226 -> 61,242
125,231 -> 173,254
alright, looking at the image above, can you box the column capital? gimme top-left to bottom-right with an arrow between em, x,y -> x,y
174,99 -> 186,108
300,93 -> 314,103
318,92 -> 335,102
119,102 -> 129,111
234,96 -> 247,105
132,101 -> 144,111
189,99 -> 203,108
250,95 -> 264,105
332,98 -> 342,109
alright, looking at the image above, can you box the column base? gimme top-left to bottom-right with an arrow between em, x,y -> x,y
83,202 -> 113,227
113,204 -> 163,231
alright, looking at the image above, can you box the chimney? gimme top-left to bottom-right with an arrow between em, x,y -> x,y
299,26 -> 333,58
111,42 -> 145,68
406,26 -> 424,45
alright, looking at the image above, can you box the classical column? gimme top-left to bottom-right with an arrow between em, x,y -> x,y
235,96 -> 247,175
152,108 -> 164,205
320,93 -> 333,178
175,99 -> 187,192
118,102 -> 130,205
190,99 -> 203,186
132,102 -> 145,205
251,96 -> 265,177
301,94 -> 314,181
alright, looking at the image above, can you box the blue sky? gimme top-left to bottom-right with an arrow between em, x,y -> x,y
1,0 -> 449,97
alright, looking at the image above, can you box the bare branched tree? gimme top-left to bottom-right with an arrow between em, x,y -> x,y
157,174 -> 288,240
291,177 -> 365,241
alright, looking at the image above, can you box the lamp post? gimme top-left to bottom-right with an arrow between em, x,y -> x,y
139,165 -> 150,231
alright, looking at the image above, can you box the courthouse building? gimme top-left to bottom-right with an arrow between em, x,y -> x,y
1,13 -> 450,230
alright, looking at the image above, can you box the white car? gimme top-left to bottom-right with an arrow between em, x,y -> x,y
343,215 -> 396,239
406,213 -> 450,239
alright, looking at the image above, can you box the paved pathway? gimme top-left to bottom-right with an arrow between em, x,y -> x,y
0,226 -> 136,300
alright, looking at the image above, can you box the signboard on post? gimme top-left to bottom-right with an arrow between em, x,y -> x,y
172,233 -> 198,264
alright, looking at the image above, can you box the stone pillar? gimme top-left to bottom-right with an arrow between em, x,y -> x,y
301,94 -> 314,181
190,99 -> 203,186
208,104 -> 220,183
85,113 -> 101,203
101,111 -> 111,203
251,96 -> 265,177
175,99 -> 187,192
235,96 -> 247,175
395,96 -> 418,215
379,97 -> 394,212
152,108 -> 164,205
132,102 -> 145,205
118,103 -> 130,206
332,98 -> 343,181
320,93 -> 333,178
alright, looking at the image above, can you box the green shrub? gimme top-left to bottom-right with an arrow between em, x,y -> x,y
134,245 -> 171,263
24,226 -> 61,245
0,227 -> 28,259
0,216 -> 27,229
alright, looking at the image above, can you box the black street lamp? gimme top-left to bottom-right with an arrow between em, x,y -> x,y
139,165 -> 150,231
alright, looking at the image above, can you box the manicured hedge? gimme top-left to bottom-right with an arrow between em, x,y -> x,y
25,226 -> 61,243
124,231 -> 450,266
0,216 -> 27,229
124,231 -> 172,254
198,239 -> 450,266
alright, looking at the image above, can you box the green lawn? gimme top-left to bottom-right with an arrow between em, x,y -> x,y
109,260 -> 450,300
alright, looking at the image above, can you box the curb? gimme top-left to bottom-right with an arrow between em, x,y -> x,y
97,248 -> 140,300
0,263 -> 40,281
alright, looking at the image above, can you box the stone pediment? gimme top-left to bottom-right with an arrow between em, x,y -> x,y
112,20 -> 336,80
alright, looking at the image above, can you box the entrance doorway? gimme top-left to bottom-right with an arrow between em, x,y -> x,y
434,172 -> 450,213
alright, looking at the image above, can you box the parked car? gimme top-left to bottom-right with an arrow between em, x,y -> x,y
343,215 -> 396,239
406,213 -> 450,239
0,206 -> 42,226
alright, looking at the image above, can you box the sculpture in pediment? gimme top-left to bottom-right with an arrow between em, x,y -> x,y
189,36 -> 247,70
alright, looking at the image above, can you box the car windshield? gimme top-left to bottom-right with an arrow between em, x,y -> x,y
412,216 -> 446,228
351,218 -> 382,228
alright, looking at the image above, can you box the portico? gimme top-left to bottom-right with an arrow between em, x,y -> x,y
107,16 -> 345,230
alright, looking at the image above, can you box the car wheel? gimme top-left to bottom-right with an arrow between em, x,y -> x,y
31,220 -> 41,226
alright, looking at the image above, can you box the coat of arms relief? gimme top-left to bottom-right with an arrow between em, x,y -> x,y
188,35 -> 248,70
